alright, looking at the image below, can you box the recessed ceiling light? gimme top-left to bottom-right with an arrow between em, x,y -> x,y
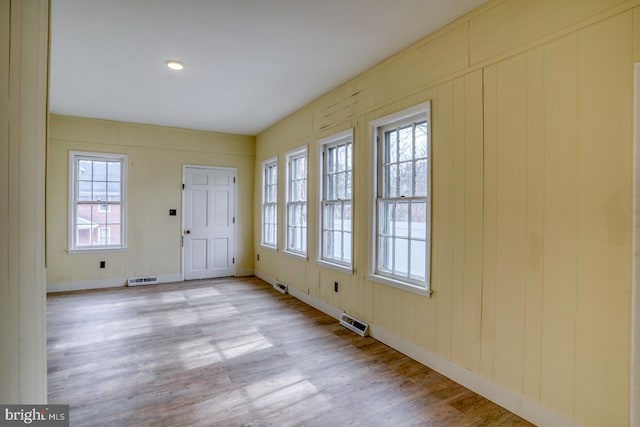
165,60 -> 184,71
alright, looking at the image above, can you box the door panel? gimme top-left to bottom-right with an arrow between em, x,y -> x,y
184,167 -> 236,280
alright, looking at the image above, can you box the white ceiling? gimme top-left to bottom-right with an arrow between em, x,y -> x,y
50,0 -> 487,136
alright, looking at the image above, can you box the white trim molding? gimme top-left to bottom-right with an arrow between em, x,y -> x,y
47,273 -> 183,293
266,273 -> 582,427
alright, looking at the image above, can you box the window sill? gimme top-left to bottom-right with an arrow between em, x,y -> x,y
283,250 -> 307,261
316,259 -> 353,275
259,244 -> 278,253
367,273 -> 432,297
68,247 -> 127,254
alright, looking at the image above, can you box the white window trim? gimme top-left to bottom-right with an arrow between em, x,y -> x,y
260,157 -> 278,250
284,146 -> 308,258
368,102 -> 432,296
68,151 -> 128,253
317,128 -> 354,273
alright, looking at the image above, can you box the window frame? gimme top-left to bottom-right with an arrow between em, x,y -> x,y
284,146 -> 308,258
260,157 -> 278,250
317,129 -> 354,273
68,151 -> 128,252
368,102 -> 432,296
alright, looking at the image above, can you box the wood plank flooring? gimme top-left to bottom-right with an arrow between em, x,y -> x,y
47,277 -> 534,426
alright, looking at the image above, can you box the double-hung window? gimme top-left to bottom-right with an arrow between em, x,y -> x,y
370,103 -> 431,294
69,151 -> 127,251
319,130 -> 353,269
285,147 -> 308,256
261,158 -> 278,248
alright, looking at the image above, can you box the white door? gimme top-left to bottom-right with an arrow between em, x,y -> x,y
183,166 -> 236,280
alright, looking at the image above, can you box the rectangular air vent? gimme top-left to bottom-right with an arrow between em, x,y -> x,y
339,312 -> 369,337
128,276 -> 159,286
273,281 -> 288,294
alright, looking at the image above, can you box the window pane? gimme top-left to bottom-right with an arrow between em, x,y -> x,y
107,204 -> 121,225
411,201 -> 426,239
386,130 -> 397,163
78,160 -> 93,181
93,181 -> 107,202
415,159 -> 428,197
78,181 -> 92,201
385,164 -> 398,198
398,162 -> 412,197
394,238 -> 409,275
343,232 -> 352,262
379,201 -> 394,236
396,201 -> 409,238
345,171 -> 352,199
107,161 -> 121,182
378,236 -> 392,273
337,144 -> 346,172
398,125 -> 413,162
415,121 -> 428,159
93,161 -> 107,181
109,224 -> 122,245
107,182 -> 121,202
323,230 -> 332,258
410,240 -> 426,280
336,172 -> 346,199
346,142 -> 352,170
343,202 -> 352,232
332,230 -> 342,259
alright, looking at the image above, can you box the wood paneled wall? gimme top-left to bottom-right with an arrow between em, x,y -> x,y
254,1 -> 636,425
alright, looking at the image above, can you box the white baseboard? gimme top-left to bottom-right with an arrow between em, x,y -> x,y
266,276 -> 579,427
369,325 -> 579,427
254,269 -> 276,286
287,286 -> 342,320
47,273 -> 183,293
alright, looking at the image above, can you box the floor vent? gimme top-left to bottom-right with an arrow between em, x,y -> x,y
339,312 -> 369,337
273,281 -> 288,294
128,276 -> 159,286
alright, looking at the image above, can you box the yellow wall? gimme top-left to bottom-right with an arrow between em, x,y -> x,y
254,1 -> 636,425
47,115 -> 255,288
1,0 -> 49,403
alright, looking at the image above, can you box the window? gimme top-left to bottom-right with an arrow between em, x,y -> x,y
69,151 -> 127,251
285,147 -> 307,256
319,130 -> 353,269
261,158 -> 278,248
370,103 -> 431,294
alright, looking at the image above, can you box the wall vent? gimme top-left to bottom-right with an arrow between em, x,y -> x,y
128,276 -> 159,286
339,312 -> 369,337
273,281 -> 288,294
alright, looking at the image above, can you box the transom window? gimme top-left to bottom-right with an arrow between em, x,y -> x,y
285,147 -> 307,256
69,151 -> 127,251
371,103 -> 431,293
261,158 -> 278,248
319,130 -> 353,268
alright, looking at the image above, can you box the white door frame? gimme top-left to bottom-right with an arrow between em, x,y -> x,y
181,164 -> 237,280
632,62 -> 640,427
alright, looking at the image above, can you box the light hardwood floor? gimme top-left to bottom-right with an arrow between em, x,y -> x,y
47,277 -> 533,426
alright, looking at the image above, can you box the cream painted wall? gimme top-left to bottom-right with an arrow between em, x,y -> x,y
0,0 -> 49,403
47,115 -> 255,290
254,0 -> 637,425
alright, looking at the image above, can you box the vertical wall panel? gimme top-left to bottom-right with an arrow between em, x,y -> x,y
481,64 -> 498,379
451,76 -> 466,366
522,47 -> 545,402
493,54 -> 528,392
574,13 -> 632,426
541,33 -> 579,417
461,70 -> 484,374
0,0 -> 49,404
434,81 -> 455,360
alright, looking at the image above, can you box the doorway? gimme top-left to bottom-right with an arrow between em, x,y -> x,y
182,165 -> 237,280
